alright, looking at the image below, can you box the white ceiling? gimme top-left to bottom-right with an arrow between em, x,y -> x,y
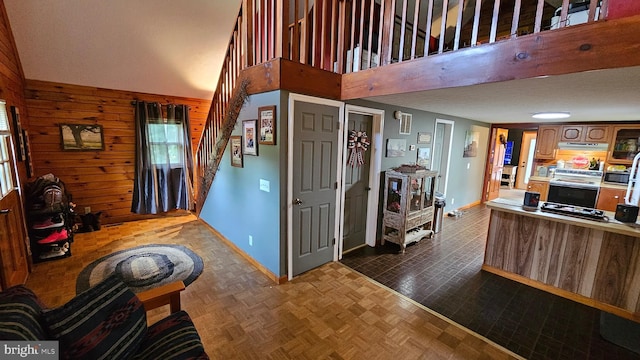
5,0 -> 242,100
5,0 -> 640,124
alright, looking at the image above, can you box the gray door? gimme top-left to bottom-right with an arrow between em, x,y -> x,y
292,101 -> 339,276
342,113 -> 372,252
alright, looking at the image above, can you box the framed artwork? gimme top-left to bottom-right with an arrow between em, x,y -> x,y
60,124 -> 104,151
417,132 -> 432,144
242,120 -> 258,156
230,135 -> 243,167
417,147 -> 431,168
463,130 -> 479,157
10,106 -> 25,161
386,139 -> 406,157
258,105 -> 276,145
22,129 -> 34,178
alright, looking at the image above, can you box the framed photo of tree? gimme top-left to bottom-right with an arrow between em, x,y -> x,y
60,124 -> 104,151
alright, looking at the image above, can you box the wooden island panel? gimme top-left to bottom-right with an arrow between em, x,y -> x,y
484,205 -> 640,322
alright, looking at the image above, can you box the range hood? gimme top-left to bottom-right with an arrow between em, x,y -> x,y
557,142 -> 609,151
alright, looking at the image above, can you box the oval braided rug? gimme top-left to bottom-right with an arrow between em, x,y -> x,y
76,244 -> 203,294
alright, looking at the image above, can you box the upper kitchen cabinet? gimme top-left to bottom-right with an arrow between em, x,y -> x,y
559,125 -> 610,142
535,125 -> 559,159
609,125 -> 640,164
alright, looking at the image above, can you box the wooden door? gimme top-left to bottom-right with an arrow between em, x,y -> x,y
342,114 -> 371,252
596,187 -> 626,211
516,131 -> 537,190
535,125 -> 559,159
527,180 -> 549,201
0,190 -> 29,289
292,101 -> 339,276
584,125 -> 610,142
485,128 -> 508,201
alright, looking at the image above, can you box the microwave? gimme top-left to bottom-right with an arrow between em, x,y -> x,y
604,171 -> 630,185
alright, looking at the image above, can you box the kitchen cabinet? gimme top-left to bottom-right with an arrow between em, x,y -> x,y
535,125 -> 559,159
382,169 -> 437,253
608,125 -> 640,164
560,125 -> 610,143
527,180 -> 549,201
596,187 -> 627,211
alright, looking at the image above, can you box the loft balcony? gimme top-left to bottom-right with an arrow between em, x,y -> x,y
195,0 -> 640,202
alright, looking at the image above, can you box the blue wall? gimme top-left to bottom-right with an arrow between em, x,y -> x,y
200,93 -> 491,277
199,91 -> 284,276
350,99 -> 490,211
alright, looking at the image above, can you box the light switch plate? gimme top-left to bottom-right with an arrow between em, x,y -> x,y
260,179 -> 270,192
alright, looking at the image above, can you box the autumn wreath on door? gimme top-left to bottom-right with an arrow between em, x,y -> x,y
347,130 -> 370,166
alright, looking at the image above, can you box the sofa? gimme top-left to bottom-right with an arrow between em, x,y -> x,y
0,275 -> 208,359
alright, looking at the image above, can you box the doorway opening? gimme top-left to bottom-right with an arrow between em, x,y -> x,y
339,105 -> 384,256
432,119 -> 454,198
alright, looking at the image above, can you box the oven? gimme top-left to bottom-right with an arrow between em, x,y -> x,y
547,169 -> 603,209
548,181 -> 600,208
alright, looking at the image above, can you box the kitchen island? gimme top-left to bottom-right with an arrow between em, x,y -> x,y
483,199 -> 640,323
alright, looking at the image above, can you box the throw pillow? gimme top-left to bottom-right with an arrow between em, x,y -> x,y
0,285 -> 47,340
42,275 -> 147,359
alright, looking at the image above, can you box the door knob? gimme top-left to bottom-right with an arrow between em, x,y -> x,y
0,209 -> 10,214
293,198 -> 303,205
365,187 -> 371,191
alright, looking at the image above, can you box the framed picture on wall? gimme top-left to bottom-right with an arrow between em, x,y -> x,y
10,106 -> 25,161
417,147 -> 431,168
386,139 -> 406,157
230,135 -> 243,167
22,129 -> 34,178
258,105 -> 276,145
242,120 -> 258,156
60,124 -> 104,151
417,132 -> 432,144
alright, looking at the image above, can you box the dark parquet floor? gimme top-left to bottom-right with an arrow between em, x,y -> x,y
341,203 -> 640,360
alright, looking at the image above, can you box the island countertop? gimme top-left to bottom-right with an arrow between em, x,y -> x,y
487,198 -> 640,238
484,199 -> 640,323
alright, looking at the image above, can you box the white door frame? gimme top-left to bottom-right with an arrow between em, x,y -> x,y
287,93 -> 345,281
434,119 -> 455,197
338,105 -> 385,258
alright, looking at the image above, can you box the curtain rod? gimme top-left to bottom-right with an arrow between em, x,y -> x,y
130,100 -> 191,110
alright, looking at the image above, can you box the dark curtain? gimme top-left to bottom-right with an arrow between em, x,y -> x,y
131,102 -> 193,214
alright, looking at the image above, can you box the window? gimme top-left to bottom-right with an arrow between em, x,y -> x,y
0,101 -> 15,197
148,121 -> 185,167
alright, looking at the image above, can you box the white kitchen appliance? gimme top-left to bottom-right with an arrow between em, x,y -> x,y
625,152 -> 640,205
548,168 -> 603,208
550,2 -> 600,30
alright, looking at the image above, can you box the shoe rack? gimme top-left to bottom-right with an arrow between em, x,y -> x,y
25,178 -> 75,262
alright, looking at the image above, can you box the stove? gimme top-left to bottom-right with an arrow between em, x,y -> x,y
547,169 -> 603,208
550,169 -> 604,188
540,202 -> 607,221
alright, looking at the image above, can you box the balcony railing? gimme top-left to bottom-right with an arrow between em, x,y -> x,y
196,0 -> 607,207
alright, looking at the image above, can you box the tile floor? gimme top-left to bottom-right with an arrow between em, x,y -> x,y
341,202 -> 640,360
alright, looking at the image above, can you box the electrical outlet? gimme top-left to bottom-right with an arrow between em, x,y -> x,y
84,206 -> 91,214
450,198 -> 454,205
249,235 -> 253,246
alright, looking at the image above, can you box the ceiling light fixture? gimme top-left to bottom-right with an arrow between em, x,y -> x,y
532,112 -> 571,120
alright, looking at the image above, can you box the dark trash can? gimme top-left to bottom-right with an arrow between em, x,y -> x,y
433,192 -> 446,234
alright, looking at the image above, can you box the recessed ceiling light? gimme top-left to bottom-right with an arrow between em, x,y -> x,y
532,112 -> 571,120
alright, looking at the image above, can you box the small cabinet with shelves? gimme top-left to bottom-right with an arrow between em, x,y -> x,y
609,125 -> 640,164
382,168 -> 437,253
535,125 -> 559,159
527,179 -> 549,201
25,176 -> 74,262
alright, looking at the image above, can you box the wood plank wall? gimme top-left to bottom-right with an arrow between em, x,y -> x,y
0,0 -> 29,181
24,80 -> 211,225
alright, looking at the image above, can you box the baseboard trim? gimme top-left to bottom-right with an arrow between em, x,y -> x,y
197,219 -> 287,284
